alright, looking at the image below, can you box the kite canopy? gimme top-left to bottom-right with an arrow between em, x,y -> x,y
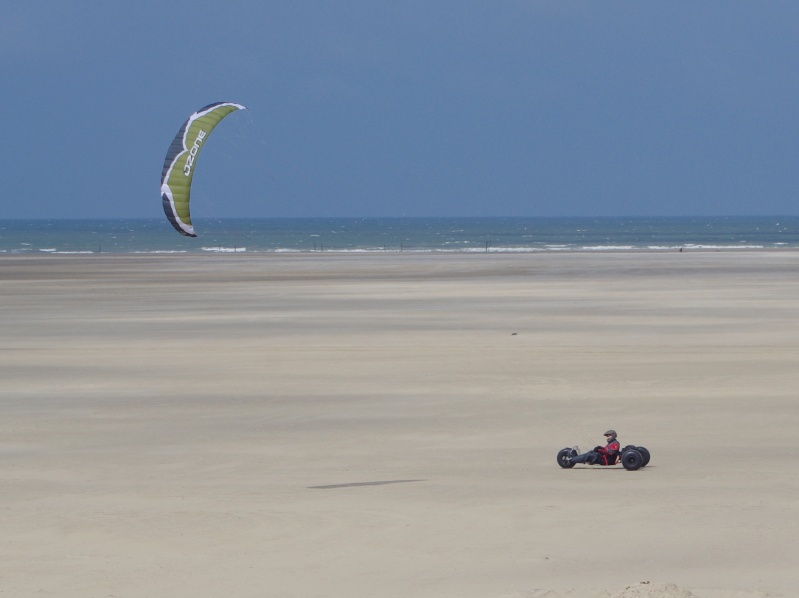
160,102 -> 246,237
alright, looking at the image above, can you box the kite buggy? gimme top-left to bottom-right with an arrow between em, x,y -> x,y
556,429 -> 650,471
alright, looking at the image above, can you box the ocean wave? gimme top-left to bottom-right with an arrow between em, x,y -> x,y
580,245 -> 636,251
681,244 -> 764,249
2,217 -> 797,254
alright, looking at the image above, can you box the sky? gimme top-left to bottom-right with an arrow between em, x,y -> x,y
2,1 -> 799,219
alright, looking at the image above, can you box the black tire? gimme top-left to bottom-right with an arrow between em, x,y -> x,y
636,446 -> 651,467
621,449 -> 643,471
557,448 -> 576,468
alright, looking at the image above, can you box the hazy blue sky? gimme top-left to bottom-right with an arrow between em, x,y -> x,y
3,1 -> 798,219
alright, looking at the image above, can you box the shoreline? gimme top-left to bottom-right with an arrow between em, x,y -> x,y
2,244 -> 798,256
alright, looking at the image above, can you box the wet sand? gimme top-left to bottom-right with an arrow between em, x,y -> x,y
1,252 -> 797,597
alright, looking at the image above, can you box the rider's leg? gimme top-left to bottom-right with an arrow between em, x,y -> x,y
570,450 -> 599,464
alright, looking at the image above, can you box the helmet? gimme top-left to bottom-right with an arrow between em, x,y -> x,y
604,429 -> 617,440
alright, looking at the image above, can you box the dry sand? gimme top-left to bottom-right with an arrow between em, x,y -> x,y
1,252 -> 797,597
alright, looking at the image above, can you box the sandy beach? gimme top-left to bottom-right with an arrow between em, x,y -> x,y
1,251 -> 797,598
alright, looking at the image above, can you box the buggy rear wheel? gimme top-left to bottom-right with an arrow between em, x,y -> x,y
621,449 -> 643,471
636,446 -> 651,467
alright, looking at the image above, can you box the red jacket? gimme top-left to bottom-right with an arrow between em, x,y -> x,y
597,439 -> 621,465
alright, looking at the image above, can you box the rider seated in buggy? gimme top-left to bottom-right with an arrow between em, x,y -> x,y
568,429 -> 621,466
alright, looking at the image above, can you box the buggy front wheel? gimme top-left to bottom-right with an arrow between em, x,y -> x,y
557,448 -> 576,468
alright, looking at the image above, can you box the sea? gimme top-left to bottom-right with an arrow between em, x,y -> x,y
1,217 -> 798,254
